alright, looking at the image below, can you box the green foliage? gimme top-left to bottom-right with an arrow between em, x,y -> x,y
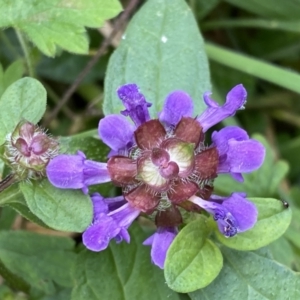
20,179 -> 93,232
189,247 -> 300,299
0,77 -> 46,144
165,217 -> 223,293
104,0 -> 210,117
0,60 -> 24,98
0,231 -> 76,295
0,0 -> 122,57
71,224 -> 180,300
216,197 -> 292,250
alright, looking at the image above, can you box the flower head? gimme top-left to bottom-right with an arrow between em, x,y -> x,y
3,120 -> 59,179
46,83 -> 265,268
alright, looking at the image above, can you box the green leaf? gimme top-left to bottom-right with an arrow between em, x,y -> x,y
0,0 -> 122,57
164,217 -> 223,293
189,247 -> 300,300
0,77 -> 46,144
214,134 -> 289,197
285,206 -> 300,248
20,179 -> 93,232
268,236 -> 296,268
104,0 -> 210,117
203,19 -> 300,34
224,0 -> 300,20
0,207 -> 17,230
216,197 -> 292,250
0,183 -> 49,228
205,43 -> 300,95
0,231 -> 76,294
0,60 -> 25,98
71,224 -> 180,300
59,129 -> 109,162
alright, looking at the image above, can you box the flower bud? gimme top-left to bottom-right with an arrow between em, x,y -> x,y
2,120 -> 59,179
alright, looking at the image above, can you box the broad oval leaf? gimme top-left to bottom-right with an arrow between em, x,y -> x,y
0,77 -> 46,144
164,217 -> 223,293
0,231 -> 76,294
216,197 -> 292,250
0,0 -> 122,57
189,247 -> 300,300
71,224 -> 180,300
20,179 -> 93,232
104,0 -> 210,117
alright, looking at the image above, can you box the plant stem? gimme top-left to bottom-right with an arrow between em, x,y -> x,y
0,174 -> 19,193
15,29 -> 34,77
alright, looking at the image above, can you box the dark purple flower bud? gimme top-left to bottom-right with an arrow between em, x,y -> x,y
197,84 -> 247,132
3,120 -> 59,178
117,84 -> 152,127
83,193 -> 140,251
143,226 -> 178,269
46,151 -> 110,194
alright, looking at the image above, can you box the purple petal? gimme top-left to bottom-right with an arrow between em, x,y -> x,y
159,91 -> 193,127
83,160 -> 111,187
46,153 -> 85,189
197,84 -> 247,132
109,203 -> 140,228
98,114 -> 135,154
143,227 -> 177,269
222,193 -> 257,232
189,196 -> 239,237
117,84 -> 152,127
82,215 -> 120,251
212,126 -> 249,156
46,151 -> 111,193
222,139 -> 265,173
90,193 -> 109,219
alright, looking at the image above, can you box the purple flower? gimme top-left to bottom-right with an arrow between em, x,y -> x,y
189,193 -> 257,237
212,126 -> 265,182
143,226 -> 178,269
117,84 -> 152,127
46,151 -> 110,194
46,82 -> 266,261
83,193 -> 140,251
197,84 -> 247,132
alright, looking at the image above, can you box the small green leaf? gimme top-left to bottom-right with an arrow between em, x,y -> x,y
20,179 -> 92,232
216,197 -> 292,250
0,0 -> 122,57
0,231 -> 76,294
71,224 -> 180,300
0,77 -> 46,144
164,217 -> 223,293
189,247 -> 300,300
0,60 -> 25,98
214,134 -> 289,197
104,0 -> 210,117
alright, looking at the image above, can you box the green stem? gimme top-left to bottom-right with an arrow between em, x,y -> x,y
15,29 -> 34,77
